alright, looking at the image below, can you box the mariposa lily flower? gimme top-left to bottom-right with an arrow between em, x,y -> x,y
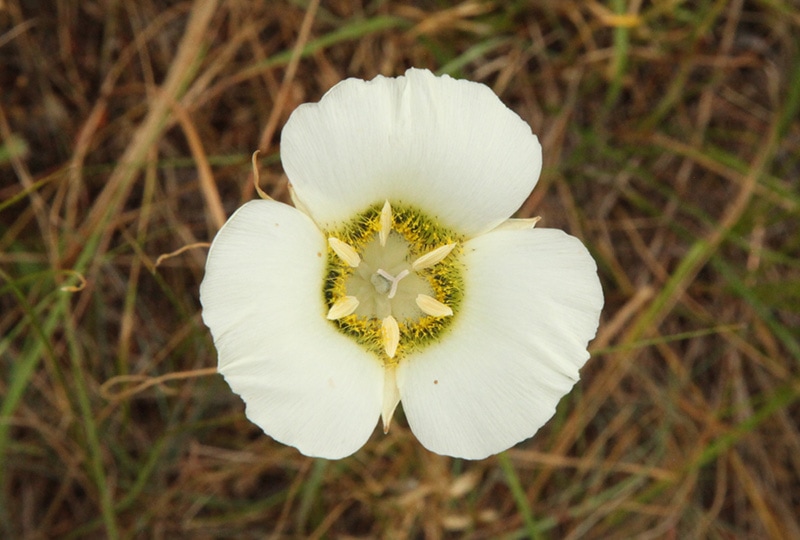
200,68 -> 603,460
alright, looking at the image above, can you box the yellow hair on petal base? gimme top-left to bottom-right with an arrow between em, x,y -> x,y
322,201 -> 465,364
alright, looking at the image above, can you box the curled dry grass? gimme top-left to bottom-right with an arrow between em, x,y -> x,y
1,0 -> 799,538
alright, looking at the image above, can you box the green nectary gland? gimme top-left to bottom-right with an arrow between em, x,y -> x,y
323,202 -> 465,362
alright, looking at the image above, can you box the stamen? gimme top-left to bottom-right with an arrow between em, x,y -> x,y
376,269 -> 409,299
381,315 -> 400,358
411,243 -> 457,271
379,200 -> 392,247
416,294 -> 453,317
326,296 -> 359,320
328,237 -> 361,267
381,365 -> 400,434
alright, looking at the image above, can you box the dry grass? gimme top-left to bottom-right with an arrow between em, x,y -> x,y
2,0 -> 799,538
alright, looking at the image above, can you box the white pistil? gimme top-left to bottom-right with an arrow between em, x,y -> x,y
328,237 -> 361,267
411,242 -> 457,271
375,269 -> 409,299
326,296 -> 360,320
416,294 -> 453,317
381,315 -> 400,358
379,200 -> 392,247
381,365 -> 400,434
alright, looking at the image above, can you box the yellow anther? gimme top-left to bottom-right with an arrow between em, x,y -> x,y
326,296 -> 360,320
328,237 -> 361,267
381,315 -> 400,359
411,243 -> 457,271
416,294 -> 453,317
379,200 -> 392,247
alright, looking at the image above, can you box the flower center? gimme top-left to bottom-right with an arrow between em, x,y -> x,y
323,201 -> 464,364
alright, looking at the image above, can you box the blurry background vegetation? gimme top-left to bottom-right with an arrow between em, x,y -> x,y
2,0 -> 799,538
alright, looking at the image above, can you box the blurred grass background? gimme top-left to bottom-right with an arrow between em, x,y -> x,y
2,0 -> 799,538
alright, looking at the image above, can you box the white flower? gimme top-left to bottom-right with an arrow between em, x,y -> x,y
200,68 -> 603,460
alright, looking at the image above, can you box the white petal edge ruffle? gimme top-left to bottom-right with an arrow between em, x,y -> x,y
281,68 -> 541,237
200,200 -> 383,459
397,228 -> 603,459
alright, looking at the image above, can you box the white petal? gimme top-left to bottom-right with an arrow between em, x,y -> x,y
282,68 -> 541,237
397,228 -> 603,459
200,200 -> 383,459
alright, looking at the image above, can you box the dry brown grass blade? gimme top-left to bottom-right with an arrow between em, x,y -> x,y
0,103 -> 56,266
527,90 -> 786,509
155,242 -> 211,269
170,98 -> 226,230
251,150 -> 272,200
508,449 -> 676,482
76,0 -> 219,248
402,1 -> 497,38
256,0 -> 320,154
592,285 -> 654,349
64,5 -> 188,233
651,133 -> 795,212
100,367 -> 218,402
729,450 -> 788,538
